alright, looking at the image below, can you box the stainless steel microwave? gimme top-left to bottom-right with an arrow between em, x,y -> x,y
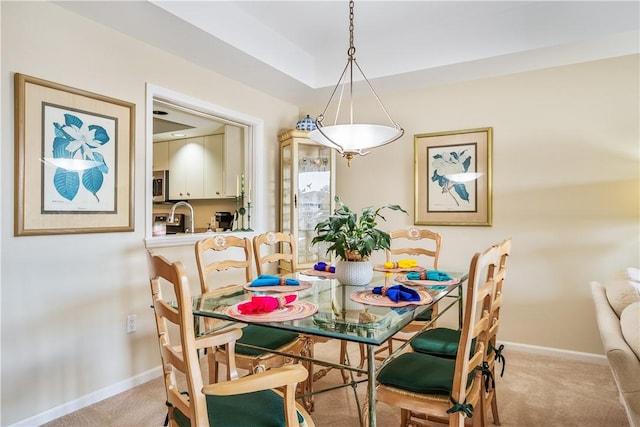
152,170 -> 169,202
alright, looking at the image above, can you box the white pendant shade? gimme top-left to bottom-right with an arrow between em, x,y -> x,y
308,124 -> 403,155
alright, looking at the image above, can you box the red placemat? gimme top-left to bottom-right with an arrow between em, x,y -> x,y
224,300 -> 318,323
349,289 -> 433,307
394,274 -> 459,287
300,269 -> 335,279
373,264 -> 427,273
243,280 -> 313,293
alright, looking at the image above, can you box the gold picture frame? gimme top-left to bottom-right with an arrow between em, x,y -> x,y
414,127 -> 492,226
14,73 -> 135,236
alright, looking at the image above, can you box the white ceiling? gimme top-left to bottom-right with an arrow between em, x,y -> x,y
58,1 -> 639,106
152,100 -> 229,142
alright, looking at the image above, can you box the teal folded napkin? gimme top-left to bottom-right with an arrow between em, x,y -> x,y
406,270 -> 452,281
249,274 -> 300,287
372,284 -> 421,302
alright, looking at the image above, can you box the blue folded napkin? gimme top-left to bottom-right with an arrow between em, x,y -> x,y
249,274 -> 300,287
314,262 -> 335,273
406,270 -> 452,281
372,284 -> 421,302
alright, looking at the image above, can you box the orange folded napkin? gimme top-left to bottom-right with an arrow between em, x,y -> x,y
237,295 -> 297,314
383,259 -> 418,269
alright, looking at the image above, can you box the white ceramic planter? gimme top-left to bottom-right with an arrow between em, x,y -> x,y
335,260 -> 374,286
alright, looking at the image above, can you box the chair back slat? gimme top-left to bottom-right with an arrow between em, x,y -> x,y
487,239 -> 511,346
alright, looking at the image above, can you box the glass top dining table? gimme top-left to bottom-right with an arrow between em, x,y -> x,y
191,270 -> 466,427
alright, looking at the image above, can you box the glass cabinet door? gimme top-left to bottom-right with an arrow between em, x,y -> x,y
279,130 -> 335,272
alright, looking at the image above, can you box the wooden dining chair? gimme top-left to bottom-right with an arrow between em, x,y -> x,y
252,232 -> 339,392
148,253 -> 315,427
253,231 -> 298,275
358,228 -> 443,369
194,236 -> 311,388
195,235 -> 254,340
482,238 -> 511,425
386,228 -> 442,264
385,227 -> 443,335
408,238 -> 512,426
375,241 -> 504,427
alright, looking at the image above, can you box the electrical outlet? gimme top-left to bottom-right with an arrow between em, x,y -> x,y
127,314 -> 137,333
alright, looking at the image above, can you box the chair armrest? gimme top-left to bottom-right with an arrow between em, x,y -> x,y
202,364 -> 308,396
195,327 -> 242,351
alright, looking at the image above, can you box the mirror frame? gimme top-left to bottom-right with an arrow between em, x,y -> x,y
145,84 -> 264,245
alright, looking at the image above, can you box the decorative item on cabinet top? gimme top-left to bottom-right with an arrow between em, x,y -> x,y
296,115 -> 317,131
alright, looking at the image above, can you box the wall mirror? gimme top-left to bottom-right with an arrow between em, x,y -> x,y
145,84 -> 264,242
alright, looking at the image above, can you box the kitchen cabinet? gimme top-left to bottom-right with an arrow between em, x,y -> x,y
203,134 -> 224,198
166,129 -> 241,200
279,129 -> 336,272
168,137 -> 202,199
169,136 -> 224,200
223,125 -> 244,197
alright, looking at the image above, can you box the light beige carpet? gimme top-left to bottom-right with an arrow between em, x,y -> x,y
42,342 -> 628,427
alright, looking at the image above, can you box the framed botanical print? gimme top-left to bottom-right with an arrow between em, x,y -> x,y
14,73 -> 135,236
414,127 -> 492,226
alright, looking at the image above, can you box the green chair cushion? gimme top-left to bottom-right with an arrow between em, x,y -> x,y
377,352 -> 475,395
377,352 -> 456,395
415,308 -> 433,322
173,389 -> 305,427
236,325 -> 300,356
410,327 -> 475,359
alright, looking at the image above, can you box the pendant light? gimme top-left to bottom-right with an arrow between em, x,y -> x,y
308,0 -> 404,166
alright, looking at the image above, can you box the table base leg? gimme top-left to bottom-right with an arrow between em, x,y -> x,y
366,344 -> 376,427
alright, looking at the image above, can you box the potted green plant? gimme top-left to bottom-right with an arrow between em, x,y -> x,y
312,196 -> 407,285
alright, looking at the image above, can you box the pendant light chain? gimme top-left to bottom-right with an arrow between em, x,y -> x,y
348,0 -> 355,58
348,0 -> 355,127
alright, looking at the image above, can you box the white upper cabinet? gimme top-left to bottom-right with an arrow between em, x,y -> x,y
223,125 -> 244,197
166,133 -> 238,200
169,137 -> 204,200
163,126 -> 244,201
204,134 -> 224,198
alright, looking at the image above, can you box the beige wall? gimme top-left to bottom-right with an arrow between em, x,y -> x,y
0,2 -> 298,425
302,54 -> 640,352
1,1 -> 638,425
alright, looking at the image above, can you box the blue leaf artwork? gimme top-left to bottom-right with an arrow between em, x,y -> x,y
53,168 -> 80,201
50,113 -> 110,202
430,148 -> 474,207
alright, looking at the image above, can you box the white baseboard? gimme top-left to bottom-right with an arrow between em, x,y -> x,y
502,340 -> 608,365
13,366 -> 162,427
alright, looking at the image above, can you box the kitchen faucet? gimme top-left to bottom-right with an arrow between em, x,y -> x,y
169,201 -> 195,233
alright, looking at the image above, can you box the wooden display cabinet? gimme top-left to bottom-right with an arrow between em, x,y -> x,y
279,130 -> 336,272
